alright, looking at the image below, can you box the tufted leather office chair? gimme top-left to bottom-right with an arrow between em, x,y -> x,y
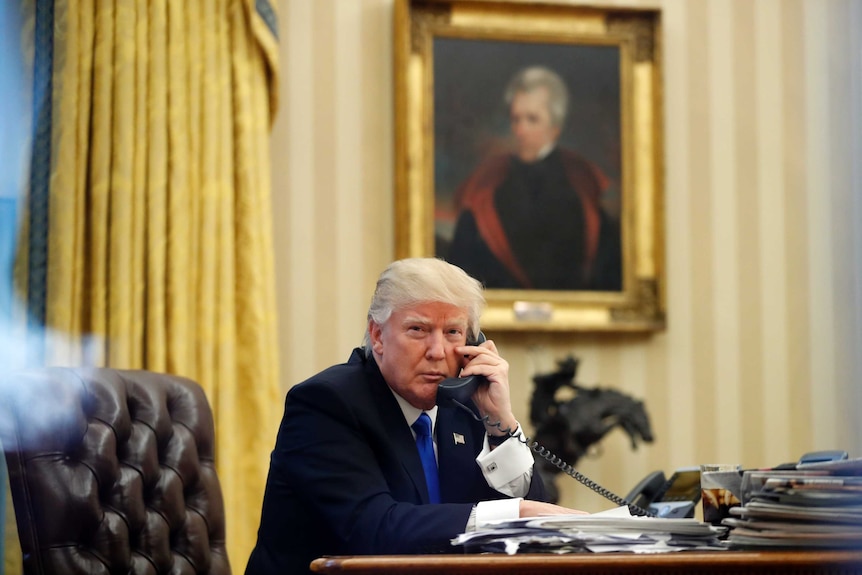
0,367 -> 231,575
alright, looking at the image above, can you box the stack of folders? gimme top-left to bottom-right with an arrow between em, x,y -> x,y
726,458 -> 862,549
451,506 -> 728,555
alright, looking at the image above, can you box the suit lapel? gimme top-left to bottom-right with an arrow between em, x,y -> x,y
436,406 -> 480,502
366,368 -> 431,504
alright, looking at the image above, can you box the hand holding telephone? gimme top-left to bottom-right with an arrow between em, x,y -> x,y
436,331 -> 488,406
435,331 -> 656,517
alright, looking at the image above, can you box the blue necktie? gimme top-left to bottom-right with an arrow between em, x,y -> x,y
412,412 -> 441,504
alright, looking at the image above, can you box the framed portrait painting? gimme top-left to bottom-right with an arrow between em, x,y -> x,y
394,0 -> 665,332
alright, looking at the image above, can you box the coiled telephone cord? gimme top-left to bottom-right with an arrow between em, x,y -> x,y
450,399 -> 656,518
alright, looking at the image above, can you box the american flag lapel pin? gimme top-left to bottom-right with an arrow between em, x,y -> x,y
453,433 -> 465,445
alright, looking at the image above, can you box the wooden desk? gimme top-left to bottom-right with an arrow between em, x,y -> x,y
310,550 -> 862,574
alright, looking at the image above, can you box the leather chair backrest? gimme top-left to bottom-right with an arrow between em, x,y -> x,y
0,367 -> 231,575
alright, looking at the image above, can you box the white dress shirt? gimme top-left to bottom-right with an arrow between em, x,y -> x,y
390,390 -> 534,530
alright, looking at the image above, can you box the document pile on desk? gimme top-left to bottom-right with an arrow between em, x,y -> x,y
451,506 -> 728,555
726,458 -> 862,549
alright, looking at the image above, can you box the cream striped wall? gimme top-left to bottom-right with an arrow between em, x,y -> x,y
271,0 -> 862,513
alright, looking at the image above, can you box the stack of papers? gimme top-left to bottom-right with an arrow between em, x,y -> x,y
451,506 -> 728,555
726,460 -> 862,549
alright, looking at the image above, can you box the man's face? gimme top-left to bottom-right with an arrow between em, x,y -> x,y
369,301 -> 469,410
510,86 -> 561,163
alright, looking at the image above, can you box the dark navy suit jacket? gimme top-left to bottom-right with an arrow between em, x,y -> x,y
245,348 -> 548,574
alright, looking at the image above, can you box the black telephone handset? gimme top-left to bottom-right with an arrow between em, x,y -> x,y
436,375 -> 484,406
436,330 -> 656,517
437,331 -> 488,405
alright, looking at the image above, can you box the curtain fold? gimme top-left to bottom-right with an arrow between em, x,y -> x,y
8,0 -> 281,571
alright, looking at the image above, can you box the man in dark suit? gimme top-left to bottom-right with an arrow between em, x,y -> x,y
246,258 -> 583,574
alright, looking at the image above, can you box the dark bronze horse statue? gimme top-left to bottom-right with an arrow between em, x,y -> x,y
529,356 -> 654,503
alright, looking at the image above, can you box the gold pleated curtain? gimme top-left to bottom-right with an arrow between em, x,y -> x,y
8,0 -> 281,571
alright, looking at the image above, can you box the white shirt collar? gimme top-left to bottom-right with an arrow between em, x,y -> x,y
389,387 -> 439,432
534,142 -> 556,162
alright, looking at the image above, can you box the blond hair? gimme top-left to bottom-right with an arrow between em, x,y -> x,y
362,258 -> 485,354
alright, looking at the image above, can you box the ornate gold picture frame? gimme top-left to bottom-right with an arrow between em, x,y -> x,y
394,0 -> 665,332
